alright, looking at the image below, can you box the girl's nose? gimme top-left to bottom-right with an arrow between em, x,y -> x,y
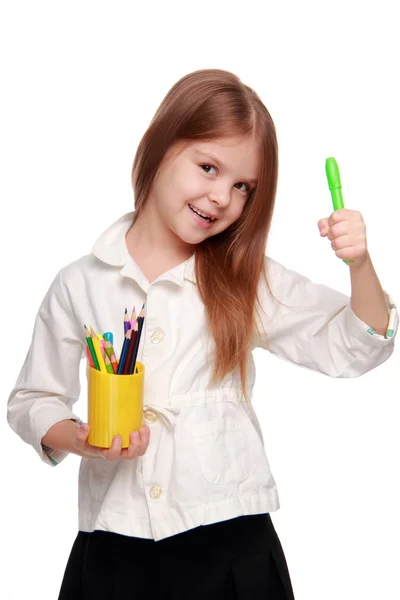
208,187 -> 230,207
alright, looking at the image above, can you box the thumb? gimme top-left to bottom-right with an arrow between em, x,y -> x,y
74,423 -> 90,450
317,218 -> 329,237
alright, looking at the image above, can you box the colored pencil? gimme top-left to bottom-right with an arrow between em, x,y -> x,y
84,325 -> 100,370
123,320 -> 138,375
84,304 -> 144,376
124,308 -> 129,333
103,340 -> 118,373
86,345 -> 94,368
129,306 -> 145,374
104,354 -> 114,374
129,306 -> 136,330
96,331 -> 105,356
89,326 -> 105,357
117,327 -> 132,374
103,331 -> 113,344
92,333 -> 107,373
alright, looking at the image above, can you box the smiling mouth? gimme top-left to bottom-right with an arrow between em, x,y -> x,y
188,204 -> 216,222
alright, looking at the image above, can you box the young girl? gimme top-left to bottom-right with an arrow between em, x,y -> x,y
7,69 -> 397,599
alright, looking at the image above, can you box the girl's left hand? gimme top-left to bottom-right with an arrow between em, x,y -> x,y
317,208 -> 368,266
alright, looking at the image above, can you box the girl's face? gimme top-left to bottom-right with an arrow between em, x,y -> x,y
149,136 -> 259,248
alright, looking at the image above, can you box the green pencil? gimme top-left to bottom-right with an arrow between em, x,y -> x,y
84,325 -> 100,370
104,354 -> 115,374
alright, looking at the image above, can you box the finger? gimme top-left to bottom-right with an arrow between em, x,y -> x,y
101,435 -> 123,461
74,423 -> 90,451
73,424 -> 103,458
331,234 -> 357,252
138,424 -> 150,454
123,425 -> 150,460
124,430 -> 142,460
335,244 -> 366,261
328,221 -> 351,240
317,218 -> 329,236
328,208 -> 348,226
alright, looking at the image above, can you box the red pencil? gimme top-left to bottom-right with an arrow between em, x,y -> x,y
86,345 -> 95,368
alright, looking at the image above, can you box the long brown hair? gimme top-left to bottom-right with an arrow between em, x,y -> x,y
131,69 -> 278,401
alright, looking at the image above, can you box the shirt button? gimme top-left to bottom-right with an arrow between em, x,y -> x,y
144,409 -> 158,424
149,485 -> 163,500
150,329 -> 164,344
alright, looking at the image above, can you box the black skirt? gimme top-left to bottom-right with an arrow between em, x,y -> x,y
58,514 -> 295,599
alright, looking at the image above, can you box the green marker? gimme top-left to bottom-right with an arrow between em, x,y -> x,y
325,157 -> 352,264
325,157 -> 344,210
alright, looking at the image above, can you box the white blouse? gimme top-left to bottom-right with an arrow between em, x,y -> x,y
7,212 -> 398,541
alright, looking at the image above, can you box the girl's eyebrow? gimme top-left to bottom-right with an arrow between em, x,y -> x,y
193,149 -> 258,184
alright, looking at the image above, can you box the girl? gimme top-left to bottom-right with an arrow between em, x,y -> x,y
7,69 -> 397,599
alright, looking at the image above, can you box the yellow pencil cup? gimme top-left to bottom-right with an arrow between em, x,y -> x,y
87,363 -> 144,448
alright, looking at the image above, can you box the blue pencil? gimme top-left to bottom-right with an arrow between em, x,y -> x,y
103,331 -> 113,344
117,329 -> 131,374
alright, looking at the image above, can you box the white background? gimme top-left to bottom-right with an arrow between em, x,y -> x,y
1,1 -> 399,598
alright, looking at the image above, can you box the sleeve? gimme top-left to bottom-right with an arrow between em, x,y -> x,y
255,256 -> 398,377
7,268 -> 84,466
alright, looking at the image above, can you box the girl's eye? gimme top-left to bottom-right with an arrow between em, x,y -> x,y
200,164 -> 217,175
235,182 -> 250,193
201,164 -> 251,194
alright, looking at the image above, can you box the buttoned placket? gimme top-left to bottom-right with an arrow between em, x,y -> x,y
118,254 -> 191,538
136,281 -> 173,536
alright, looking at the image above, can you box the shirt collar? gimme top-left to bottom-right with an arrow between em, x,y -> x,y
91,212 -> 196,286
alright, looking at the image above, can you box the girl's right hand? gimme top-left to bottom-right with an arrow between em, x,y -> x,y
74,423 -> 150,461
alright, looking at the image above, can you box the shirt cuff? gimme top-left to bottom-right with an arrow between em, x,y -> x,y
41,416 -> 83,466
345,293 -> 398,347
30,406 -> 82,466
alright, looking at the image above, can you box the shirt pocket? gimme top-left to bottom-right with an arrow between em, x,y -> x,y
190,417 -> 249,485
